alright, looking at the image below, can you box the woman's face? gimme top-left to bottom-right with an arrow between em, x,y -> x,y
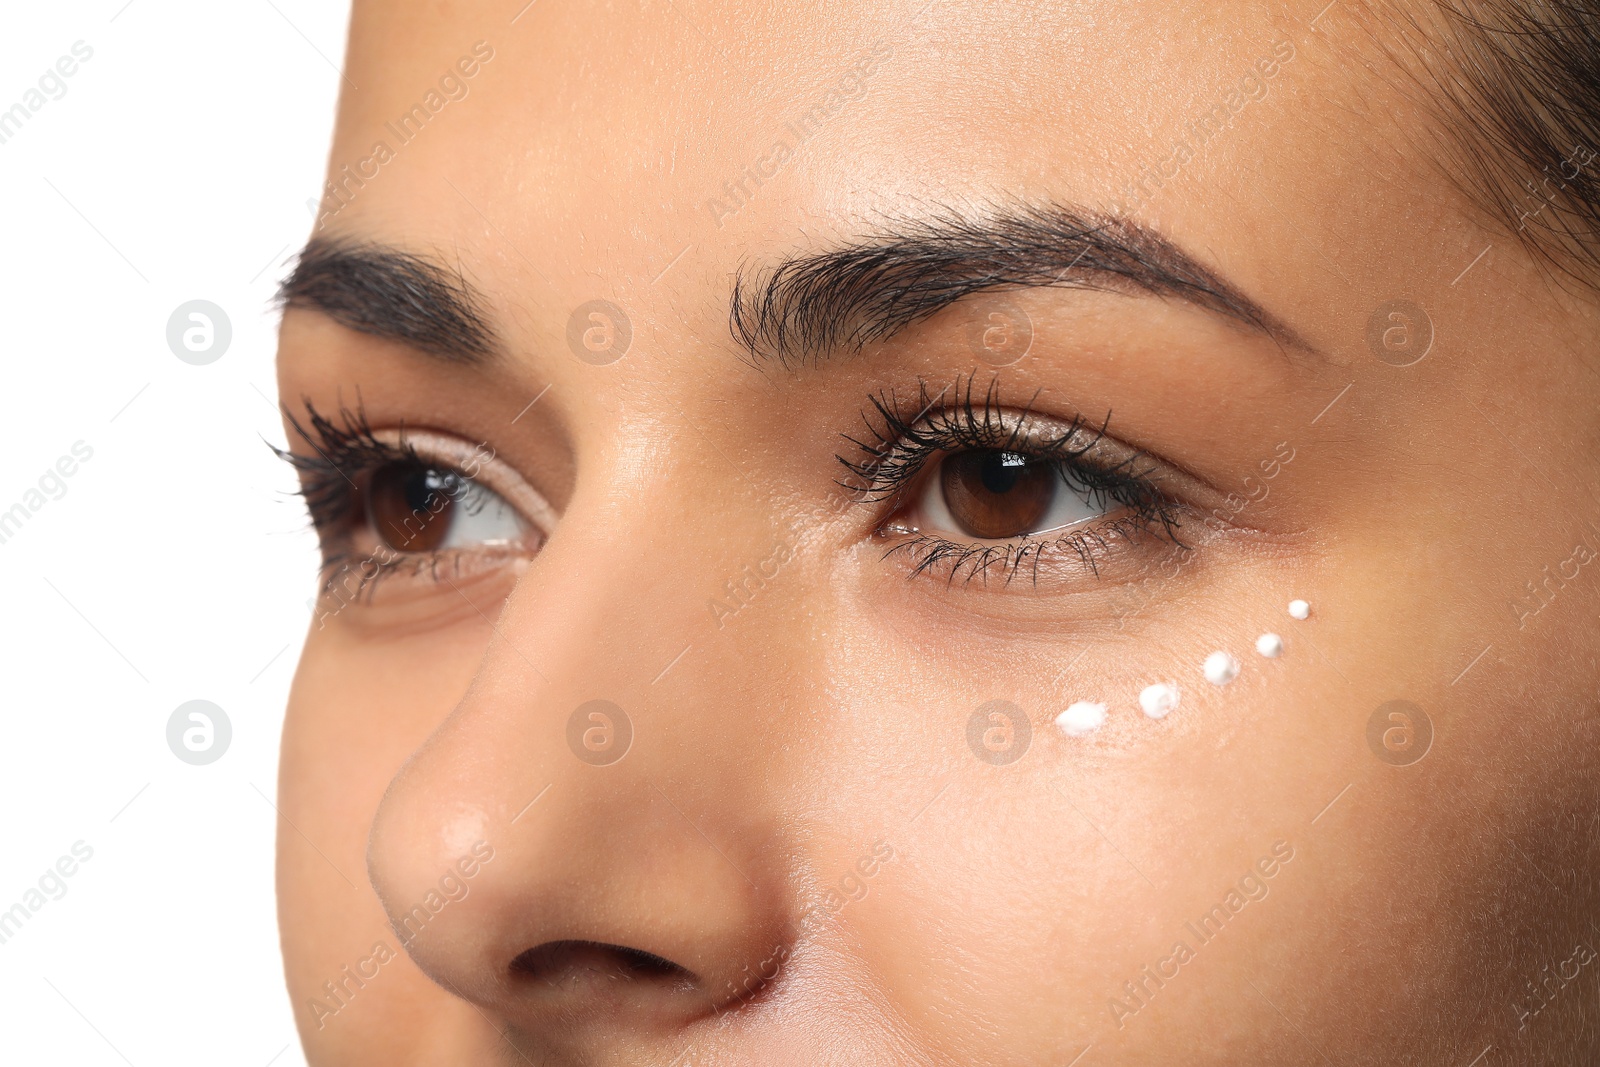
275,1 -> 1600,1063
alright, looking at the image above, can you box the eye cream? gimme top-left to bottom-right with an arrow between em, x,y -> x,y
1288,599 -> 1311,620
1139,683 -> 1180,719
1056,701 -> 1107,737
1203,651 -> 1239,685
1255,633 -> 1284,658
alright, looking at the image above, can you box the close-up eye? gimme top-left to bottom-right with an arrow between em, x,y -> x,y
845,379 -> 1192,583
912,448 -> 1108,540
280,405 -> 556,602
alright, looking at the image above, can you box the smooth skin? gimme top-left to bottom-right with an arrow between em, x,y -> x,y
275,1 -> 1600,1063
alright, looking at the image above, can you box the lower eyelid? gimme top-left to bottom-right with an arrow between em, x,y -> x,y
883,513 -> 1189,587
313,548 -> 529,632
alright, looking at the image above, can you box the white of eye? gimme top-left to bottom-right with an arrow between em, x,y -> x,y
913,454 -> 1108,539
437,479 -> 529,549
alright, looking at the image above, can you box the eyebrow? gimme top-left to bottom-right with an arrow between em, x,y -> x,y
729,202 -> 1318,368
279,205 -> 1313,372
277,238 -> 497,364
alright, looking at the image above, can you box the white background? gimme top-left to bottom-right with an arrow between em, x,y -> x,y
0,2 -> 349,1062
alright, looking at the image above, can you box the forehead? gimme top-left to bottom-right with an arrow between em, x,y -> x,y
320,0 -> 1455,354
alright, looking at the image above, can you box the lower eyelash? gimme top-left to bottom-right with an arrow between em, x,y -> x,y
886,512 -> 1185,586
313,544 -> 506,608
314,546 -> 402,606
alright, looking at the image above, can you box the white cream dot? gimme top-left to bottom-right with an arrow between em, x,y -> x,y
1203,651 -> 1239,685
1056,701 -> 1107,737
1256,633 -> 1284,658
1139,683 -> 1180,719
1288,599 -> 1311,620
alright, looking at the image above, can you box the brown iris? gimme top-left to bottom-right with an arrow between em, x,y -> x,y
939,450 -> 1057,539
368,462 -> 462,552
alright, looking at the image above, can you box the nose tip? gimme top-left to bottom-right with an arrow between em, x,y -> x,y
366,732 -> 789,1038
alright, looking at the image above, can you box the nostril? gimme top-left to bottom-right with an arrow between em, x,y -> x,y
510,939 -> 697,989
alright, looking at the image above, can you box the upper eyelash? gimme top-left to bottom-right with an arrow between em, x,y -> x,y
274,398 -> 416,535
839,374 -> 1179,527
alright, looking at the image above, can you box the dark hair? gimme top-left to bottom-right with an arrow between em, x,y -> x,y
1395,1 -> 1600,286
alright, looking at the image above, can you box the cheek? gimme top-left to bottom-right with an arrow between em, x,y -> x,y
812,535 -> 1414,1051
839,753 -> 1215,1062
796,611 -> 1128,1054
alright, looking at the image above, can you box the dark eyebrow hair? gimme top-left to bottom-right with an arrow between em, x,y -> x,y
728,202 -> 1318,368
276,237 -> 498,364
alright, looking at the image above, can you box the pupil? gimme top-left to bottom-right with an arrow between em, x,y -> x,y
979,452 -> 1030,494
404,467 -> 454,513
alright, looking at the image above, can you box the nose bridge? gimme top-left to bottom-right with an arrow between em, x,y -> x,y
364,470 -> 796,1021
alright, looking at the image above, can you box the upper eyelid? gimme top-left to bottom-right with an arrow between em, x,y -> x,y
868,391 -> 1236,518
856,378 -> 1096,455
841,398 -> 1128,498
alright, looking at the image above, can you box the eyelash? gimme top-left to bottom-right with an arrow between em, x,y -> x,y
275,399 -> 496,600
838,375 -> 1189,585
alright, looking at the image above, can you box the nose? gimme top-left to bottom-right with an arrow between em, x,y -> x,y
365,499 -> 793,1044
